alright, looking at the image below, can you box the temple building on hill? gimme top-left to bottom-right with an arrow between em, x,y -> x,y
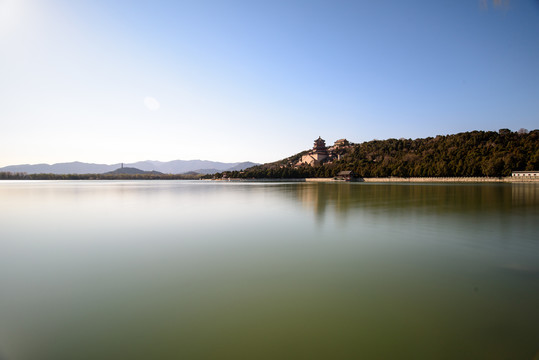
333,138 -> 350,148
298,137 -> 350,166
299,137 -> 329,166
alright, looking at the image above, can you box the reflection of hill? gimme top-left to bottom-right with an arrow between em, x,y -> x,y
512,183 -> 538,206
286,183 -> 538,221
294,184 -> 354,221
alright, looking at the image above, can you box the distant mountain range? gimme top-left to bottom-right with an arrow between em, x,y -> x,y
0,160 -> 258,175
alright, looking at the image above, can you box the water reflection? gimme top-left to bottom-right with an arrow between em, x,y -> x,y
288,183 -> 538,258
290,183 -> 536,219
512,182 -> 539,206
0,181 -> 537,360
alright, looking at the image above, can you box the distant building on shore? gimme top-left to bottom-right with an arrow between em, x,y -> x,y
336,170 -> 357,181
297,137 -> 351,166
512,171 -> 539,177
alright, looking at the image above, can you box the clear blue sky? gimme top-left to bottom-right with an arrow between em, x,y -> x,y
1,0 -> 538,166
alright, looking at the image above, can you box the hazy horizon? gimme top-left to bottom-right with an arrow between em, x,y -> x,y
0,128 -> 536,169
1,0 -> 538,167
1,159 -> 256,167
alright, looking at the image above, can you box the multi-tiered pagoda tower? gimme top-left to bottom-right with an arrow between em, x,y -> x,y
299,136 -> 330,166
313,137 -> 329,156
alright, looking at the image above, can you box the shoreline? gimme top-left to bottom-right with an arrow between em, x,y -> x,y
218,176 -> 539,183
1,176 -> 537,183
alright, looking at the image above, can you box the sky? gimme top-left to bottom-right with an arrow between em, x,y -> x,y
1,0 -> 538,166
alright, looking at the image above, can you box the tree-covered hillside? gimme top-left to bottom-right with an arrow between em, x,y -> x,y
216,129 -> 538,179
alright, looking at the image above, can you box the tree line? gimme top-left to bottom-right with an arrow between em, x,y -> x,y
210,129 -> 538,179
0,172 -> 200,180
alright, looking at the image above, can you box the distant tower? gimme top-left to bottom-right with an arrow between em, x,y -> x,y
313,136 -> 329,155
121,163 -> 124,169
298,136 -> 330,166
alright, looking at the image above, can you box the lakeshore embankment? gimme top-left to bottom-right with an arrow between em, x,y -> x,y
358,177 -> 537,183
218,177 -> 538,183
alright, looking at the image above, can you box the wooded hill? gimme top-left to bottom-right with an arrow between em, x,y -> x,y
215,129 -> 538,179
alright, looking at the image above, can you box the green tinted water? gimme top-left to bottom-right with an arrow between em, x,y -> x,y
0,181 -> 537,360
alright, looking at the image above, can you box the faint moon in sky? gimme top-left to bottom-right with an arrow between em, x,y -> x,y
144,96 -> 160,111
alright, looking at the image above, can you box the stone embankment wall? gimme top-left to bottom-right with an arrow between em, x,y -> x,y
362,177 -> 504,183
506,177 -> 539,182
362,177 -> 538,183
214,177 -> 538,183
305,178 -> 335,182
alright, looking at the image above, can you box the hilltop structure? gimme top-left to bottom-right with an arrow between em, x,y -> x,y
105,167 -> 163,175
334,138 -> 350,147
297,137 -> 351,166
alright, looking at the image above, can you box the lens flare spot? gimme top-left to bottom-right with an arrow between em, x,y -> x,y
144,96 -> 160,111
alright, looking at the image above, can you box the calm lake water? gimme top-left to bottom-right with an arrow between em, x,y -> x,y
0,180 -> 538,360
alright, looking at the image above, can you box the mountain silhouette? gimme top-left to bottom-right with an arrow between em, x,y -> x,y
0,160 -> 258,175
